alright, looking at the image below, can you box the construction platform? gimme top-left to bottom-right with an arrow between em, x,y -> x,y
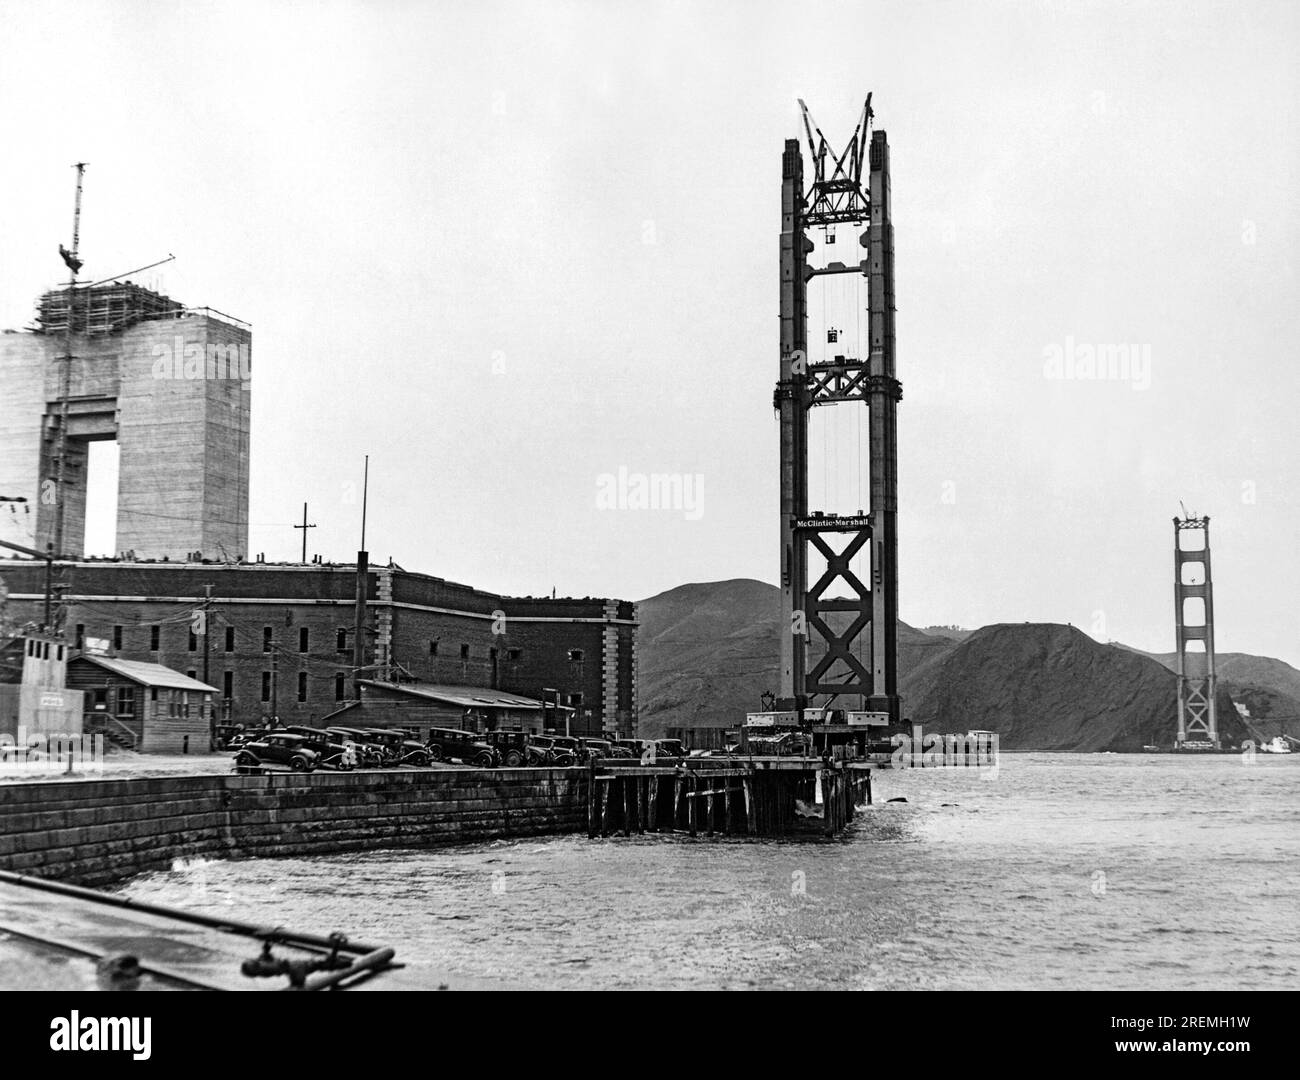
586,757 -> 878,839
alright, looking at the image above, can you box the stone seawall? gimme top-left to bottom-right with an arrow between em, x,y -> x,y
0,768 -> 588,888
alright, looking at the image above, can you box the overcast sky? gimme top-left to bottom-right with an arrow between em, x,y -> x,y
1,1 -> 1296,666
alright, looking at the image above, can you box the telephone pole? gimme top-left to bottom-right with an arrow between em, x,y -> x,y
53,163 -> 87,557
270,639 -> 280,728
201,583 -> 213,741
293,502 -> 316,563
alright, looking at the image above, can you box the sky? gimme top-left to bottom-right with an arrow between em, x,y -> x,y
1,0 -> 1296,666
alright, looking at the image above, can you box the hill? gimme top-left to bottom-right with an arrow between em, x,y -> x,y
1119,646 -> 1300,739
900,623 -> 1248,751
635,581 -> 1266,749
636,579 -> 951,736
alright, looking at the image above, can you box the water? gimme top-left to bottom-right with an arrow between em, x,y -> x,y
122,754 -> 1300,990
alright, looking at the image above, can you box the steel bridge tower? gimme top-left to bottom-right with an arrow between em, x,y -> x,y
1173,514 -> 1218,748
776,96 -> 901,730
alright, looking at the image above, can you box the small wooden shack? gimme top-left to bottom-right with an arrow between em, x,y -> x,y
66,655 -> 217,754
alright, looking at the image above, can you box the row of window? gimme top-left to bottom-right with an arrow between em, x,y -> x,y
25,639 -> 67,661
425,643 -> 583,663
209,670 -> 349,703
73,624 -> 588,665
74,624 -> 353,654
91,684 -> 203,719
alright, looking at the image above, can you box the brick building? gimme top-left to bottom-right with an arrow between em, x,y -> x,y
0,558 -> 638,738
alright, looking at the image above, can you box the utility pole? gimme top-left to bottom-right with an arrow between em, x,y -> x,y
353,456 -> 369,698
270,638 -> 280,728
0,536 -> 59,632
293,503 -> 316,563
53,163 -> 87,558
201,583 -> 213,742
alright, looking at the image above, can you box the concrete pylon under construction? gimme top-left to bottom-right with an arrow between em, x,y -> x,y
1173,514 -> 1218,748
0,285 -> 251,561
776,96 -> 901,727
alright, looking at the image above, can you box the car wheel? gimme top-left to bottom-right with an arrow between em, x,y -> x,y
427,744 -> 444,762
472,751 -> 495,768
410,751 -> 430,767
555,753 -> 574,767
504,750 -> 523,767
235,752 -> 258,767
290,756 -> 310,772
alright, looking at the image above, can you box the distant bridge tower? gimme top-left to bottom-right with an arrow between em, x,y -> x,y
1173,514 -> 1218,748
776,95 -> 901,727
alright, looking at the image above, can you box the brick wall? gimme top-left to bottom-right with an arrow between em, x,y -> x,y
0,562 -> 638,732
0,768 -> 588,888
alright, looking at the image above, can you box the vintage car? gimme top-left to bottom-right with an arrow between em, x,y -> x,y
524,735 -> 575,767
424,728 -> 498,768
579,737 -> 619,761
282,726 -> 359,770
360,728 -> 432,767
548,735 -> 588,764
324,727 -> 390,768
233,732 -> 320,772
481,730 -> 529,767
610,738 -> 686,763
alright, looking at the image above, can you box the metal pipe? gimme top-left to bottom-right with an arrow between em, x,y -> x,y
0,869 -> 384,955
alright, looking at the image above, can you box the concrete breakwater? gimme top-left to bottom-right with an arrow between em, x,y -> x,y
0,768 -> 588,888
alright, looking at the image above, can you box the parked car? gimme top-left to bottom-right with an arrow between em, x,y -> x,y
482,730 -> 529,767
222,727 -> 266,751
324,727 -> 389,768
525,735 -> 575,767
609,738 -> 686,762
424,728 -> 498,767
360,728 -> 431,767
613,738 -> 672,761
283,726 -> 358,770
548,735 -> 588,763
233,733 -> 320,772
580,737 -> 618,760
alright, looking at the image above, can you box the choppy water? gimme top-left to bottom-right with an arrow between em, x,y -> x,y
122,754 -> 1300,990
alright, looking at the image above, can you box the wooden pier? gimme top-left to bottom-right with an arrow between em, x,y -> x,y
586,758 -> 875,839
